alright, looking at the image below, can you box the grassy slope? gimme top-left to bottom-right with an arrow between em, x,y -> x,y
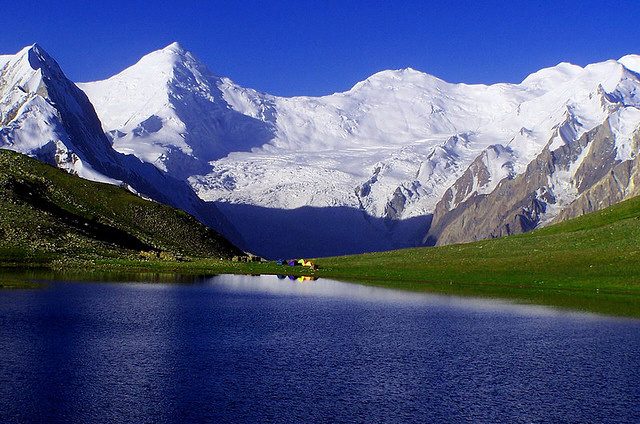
0,149 -> 243,266
311,195 -> 640,316
319,202 -> 640,292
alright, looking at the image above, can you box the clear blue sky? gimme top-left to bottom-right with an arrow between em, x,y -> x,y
2,0 -> 640,97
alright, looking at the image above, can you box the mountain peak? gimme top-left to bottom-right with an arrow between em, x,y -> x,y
520,61 -> 583,89
161,41 -> 186,55
0,43 -> 68,95
141,41 -> 209,73
347,67 -> 445,94
619,54 -> 640,74
370,67 -> 427,79
19,43 -> 51,62
92,41 -> 201,87
11,43 -> 64,77
27,44 -> 51,65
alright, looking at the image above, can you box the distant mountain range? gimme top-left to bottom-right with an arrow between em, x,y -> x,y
2,43 -> 640,258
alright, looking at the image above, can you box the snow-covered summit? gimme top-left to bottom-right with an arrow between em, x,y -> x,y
78,42 -> 275,179
162,41 -> 186,54
0,44 -> 120,182
618,54 -> 640,73
79,41 -> 207,129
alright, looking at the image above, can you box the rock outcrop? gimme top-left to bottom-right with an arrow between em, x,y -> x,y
424,118 -> 638,245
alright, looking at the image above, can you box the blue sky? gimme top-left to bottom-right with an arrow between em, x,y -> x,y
2,0 -> 640,97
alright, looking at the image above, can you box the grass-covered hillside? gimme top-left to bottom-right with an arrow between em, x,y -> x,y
0,149 -> 243,266
320,196 -> 640,290
314,194 -> 640,316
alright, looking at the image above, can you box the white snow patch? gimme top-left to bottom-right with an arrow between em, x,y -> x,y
610,107 -> 640,161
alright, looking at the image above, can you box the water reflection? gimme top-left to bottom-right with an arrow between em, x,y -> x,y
0,267 -> 216,284
277,274 -> 319,282
203,274 -> 601,319
0,274 -> 638,423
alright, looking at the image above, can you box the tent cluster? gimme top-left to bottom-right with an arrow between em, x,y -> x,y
276,258 -> 319,270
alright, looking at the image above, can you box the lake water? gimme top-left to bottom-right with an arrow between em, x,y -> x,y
0,274 -> 639,423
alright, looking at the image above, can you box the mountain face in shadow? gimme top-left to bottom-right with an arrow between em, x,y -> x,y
216,202 -> 430,259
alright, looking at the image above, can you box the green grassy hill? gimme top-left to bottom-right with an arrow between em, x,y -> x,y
0,149 -> 243,266
312,194 -> 640,316
319,197 -> 640,289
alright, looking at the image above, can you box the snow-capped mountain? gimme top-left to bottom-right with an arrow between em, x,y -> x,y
78,43 -> 640,258
1,44 -> 122,183
78,42 -> 275,181
424,58 -> 640,245
0,44 -> 240,244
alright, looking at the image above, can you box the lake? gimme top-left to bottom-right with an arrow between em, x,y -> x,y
0,274 -> 639,423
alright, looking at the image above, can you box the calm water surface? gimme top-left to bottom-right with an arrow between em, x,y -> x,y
0,274 -> 639,423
